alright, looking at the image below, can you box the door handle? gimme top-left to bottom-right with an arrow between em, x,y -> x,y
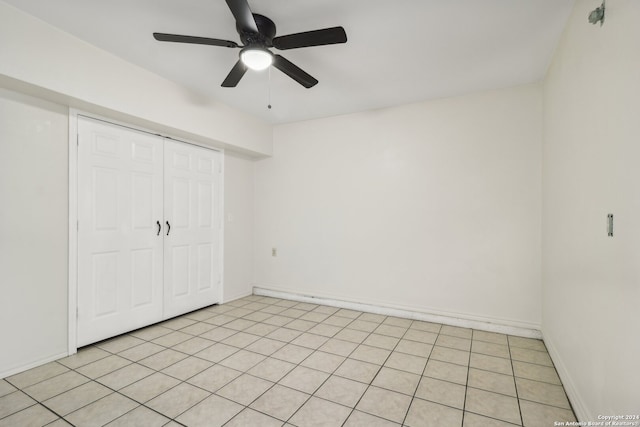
156,220 -> 161,236
166,221 -> 171,236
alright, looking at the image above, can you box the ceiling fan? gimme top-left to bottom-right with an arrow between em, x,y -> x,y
153,0 -> 347,88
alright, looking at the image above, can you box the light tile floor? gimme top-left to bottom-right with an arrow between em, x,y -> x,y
0,295 -> 577,426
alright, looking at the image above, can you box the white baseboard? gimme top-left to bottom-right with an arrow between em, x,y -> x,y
1,352 -> 68,380
542,331 -> 588,422
253,286 -> 542,339
221,290 -> 253,305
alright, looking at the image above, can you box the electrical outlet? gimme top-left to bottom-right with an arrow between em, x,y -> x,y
272,247 -> 277,257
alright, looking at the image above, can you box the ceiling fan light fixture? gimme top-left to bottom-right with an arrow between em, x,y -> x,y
240,47 -> 273,71
153,0 -> 347,88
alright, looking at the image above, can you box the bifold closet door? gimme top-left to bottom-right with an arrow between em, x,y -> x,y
163,140 -> 222,318
77,117 -> 164,346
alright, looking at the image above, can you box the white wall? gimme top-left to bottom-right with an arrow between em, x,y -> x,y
255,84 -> 543,329
223,153 -> 255,302
0,1 -> 272,157
542,0 -> 640,418
0,88 -> 69,376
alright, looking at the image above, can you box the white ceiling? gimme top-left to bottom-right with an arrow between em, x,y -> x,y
5,0 -> 575,124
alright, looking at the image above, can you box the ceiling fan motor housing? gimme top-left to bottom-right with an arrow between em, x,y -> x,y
239,14 -> 276,46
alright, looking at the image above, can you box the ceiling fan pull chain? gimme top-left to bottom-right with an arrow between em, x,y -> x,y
267,66 -> 272,110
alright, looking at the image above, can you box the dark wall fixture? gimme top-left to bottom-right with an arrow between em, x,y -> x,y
588,0 -> 606,26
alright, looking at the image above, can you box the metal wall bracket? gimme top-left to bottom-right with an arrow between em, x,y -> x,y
607,213 -> 614,237
589,0 -> 606,26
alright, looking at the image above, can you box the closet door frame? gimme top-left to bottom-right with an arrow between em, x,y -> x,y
68,109 -> 225,355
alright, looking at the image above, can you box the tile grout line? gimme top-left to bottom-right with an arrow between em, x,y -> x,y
145,299 -> 284,425
463,332 -> 527,426
64,354 -> 192,426
164,300 -> 302,424
507,335 -> 525,426
399,324 -> 441,427
0,399 -> 48,423
67,306 -> 248,425
282,309 -> 379,426
193,301 -> 354,425
246,303 -> 361,425
337,313 -> 400,426
16,361 -> 134,424
461,331 -> 475,427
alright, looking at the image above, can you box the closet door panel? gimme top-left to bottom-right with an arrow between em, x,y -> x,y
131,248 -> 154,307
164,140 -> 222,318
77,117 -> 164,346
171,245 -> 191,297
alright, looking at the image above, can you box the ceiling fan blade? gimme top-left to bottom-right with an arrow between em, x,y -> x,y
273,55 -> 318,88
221,60 -> 248,87
225,0 -> 259,34
153,33 -> 238,48
272,27 -> 347,50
